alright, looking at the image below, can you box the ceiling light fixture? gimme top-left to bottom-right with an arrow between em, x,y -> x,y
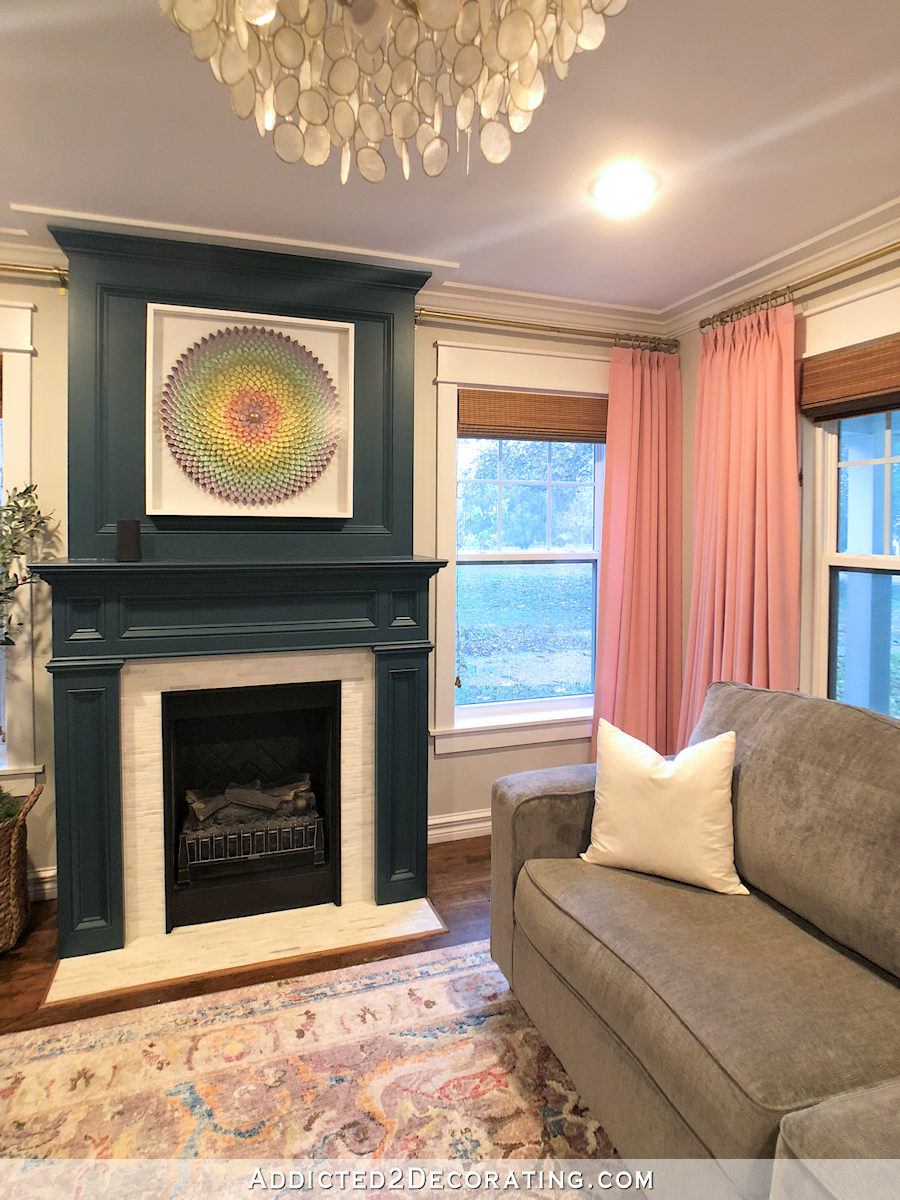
161,0 -> 629,182
588,160 -> 660,218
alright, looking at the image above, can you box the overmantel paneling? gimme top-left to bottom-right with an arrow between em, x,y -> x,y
52,228 -> 430,562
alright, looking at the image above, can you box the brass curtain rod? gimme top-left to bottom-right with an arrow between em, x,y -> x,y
699,238 -> 900,332
0,261 -> 68,290
415,307 -> 680,354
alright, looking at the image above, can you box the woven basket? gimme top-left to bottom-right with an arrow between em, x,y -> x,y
0,784 -> 42,953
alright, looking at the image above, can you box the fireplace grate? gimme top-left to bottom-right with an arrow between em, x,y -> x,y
177,812 -> 324,885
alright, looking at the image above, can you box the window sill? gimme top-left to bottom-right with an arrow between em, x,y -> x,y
0,763 -> 45,795
431,707 -> 593,756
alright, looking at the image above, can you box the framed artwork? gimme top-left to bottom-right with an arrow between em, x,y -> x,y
145,303 -> 354,518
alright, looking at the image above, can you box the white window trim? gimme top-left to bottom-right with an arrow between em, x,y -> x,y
0,300 -> 43,788
432,339 -> 609,753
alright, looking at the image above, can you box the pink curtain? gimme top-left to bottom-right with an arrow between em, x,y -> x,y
677,303 -> 799,747
592,348 -> 683,755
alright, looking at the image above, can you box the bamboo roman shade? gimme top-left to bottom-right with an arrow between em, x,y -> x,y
457,388 -> 608,442
799,331 -> 900,421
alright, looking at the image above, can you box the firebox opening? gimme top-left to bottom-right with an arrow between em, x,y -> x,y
162,680 -> 341,932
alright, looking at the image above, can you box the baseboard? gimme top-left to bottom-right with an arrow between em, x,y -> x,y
427,807 -> 491,844
28,865 -> 57,901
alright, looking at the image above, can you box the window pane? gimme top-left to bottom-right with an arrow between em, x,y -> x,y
458,438 -> 498,480
456,562 -> 594,705
892,413 -> 900,459
457,481 -> 498,551
550,485 -> 594,549
501,440 -> 549,481
551,442 -> 594,482
500,484 -> 547,549
837,463 -> 885,554
831,569 -> 900,717
893,464 -> 900,556
838,412 -> 886,463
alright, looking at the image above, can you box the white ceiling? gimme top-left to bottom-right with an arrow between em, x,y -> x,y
1,0 -> 899,314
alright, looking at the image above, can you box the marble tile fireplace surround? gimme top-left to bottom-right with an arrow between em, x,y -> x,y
37,229 -> 445,998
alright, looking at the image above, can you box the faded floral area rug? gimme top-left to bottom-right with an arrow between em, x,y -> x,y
0,941 -> 612,1160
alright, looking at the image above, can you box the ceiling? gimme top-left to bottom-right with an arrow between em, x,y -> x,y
1,0 -> 899,313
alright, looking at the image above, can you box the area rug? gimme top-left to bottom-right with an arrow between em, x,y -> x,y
0,940 -> 613,1160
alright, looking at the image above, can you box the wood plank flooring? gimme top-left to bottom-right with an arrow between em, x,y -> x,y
0,836 -> 490,1036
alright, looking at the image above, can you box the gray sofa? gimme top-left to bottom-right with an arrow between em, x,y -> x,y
491,683 -> 900,1174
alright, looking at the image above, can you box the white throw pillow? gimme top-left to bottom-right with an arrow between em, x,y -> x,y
581,719 -> 748,895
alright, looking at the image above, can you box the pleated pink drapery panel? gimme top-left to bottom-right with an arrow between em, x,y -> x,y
677,303 -> 799,747
592,348 -> 683,756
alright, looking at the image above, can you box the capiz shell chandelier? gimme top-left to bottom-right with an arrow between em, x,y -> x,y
161,0 -> 628,182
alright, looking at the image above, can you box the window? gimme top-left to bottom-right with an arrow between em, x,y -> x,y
0,300 -> 40,789
432,340 -> 610,752
828,411 -> 900,715
455,437 -> 603,707
800,329 -> 900,717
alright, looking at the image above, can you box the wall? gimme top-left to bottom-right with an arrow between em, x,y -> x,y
0,275 -> 68,886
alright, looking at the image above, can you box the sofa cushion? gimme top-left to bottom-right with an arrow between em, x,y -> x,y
514,858 -> 900,1159
689,682 -> 900,977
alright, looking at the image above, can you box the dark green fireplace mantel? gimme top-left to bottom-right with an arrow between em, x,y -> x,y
36,556 -> 444,958
44,229 -> 443,960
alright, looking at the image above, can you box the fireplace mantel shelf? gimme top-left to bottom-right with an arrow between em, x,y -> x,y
33,556 -> 446,576
34,555 -> 445,668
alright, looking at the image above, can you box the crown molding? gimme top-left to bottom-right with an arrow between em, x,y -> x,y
0,236 -> 66,270
662,199 -> 900,337
9,202 -> 460,275
418,279 -> 669,338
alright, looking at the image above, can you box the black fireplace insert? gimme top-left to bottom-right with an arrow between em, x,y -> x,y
162,680 -> 341,930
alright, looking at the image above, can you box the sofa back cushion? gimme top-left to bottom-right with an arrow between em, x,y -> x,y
689,682 -> 900,978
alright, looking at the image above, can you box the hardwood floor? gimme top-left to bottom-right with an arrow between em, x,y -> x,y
0,836 -> 491,1036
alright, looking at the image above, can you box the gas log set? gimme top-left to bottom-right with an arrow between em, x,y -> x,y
177,774 -> 325,884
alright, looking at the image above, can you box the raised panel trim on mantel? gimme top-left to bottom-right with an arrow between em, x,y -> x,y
119,590 -> 379,640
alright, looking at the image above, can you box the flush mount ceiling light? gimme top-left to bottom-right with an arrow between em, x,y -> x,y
588,159 -> 660,218
161,0 -> 629,182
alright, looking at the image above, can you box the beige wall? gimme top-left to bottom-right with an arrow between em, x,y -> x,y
9,255 -> 900,883
0,276 -> 68,880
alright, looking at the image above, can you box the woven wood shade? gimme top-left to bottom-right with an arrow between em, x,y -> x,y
799,331 -> 900,421
457,388 -> 607,442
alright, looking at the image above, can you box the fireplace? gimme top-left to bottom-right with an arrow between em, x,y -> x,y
37,229 -> 445,961
162,681 -> 341,930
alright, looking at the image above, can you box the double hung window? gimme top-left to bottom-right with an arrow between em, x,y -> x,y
0,301 -> 39,786
801,330 -> 900,716
455,437 -> 603,708
432,346 -> 610,751
826,410 -> 900,714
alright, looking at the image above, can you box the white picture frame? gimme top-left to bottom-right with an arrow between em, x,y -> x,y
145,303 -> 354,518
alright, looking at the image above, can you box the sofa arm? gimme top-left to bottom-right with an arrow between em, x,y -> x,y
776,1078 -> 900,1160
490,763 -> 596,982
770,1080 -> 900,1200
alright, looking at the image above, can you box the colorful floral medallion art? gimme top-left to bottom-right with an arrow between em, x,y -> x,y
160,325 -> 342,506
